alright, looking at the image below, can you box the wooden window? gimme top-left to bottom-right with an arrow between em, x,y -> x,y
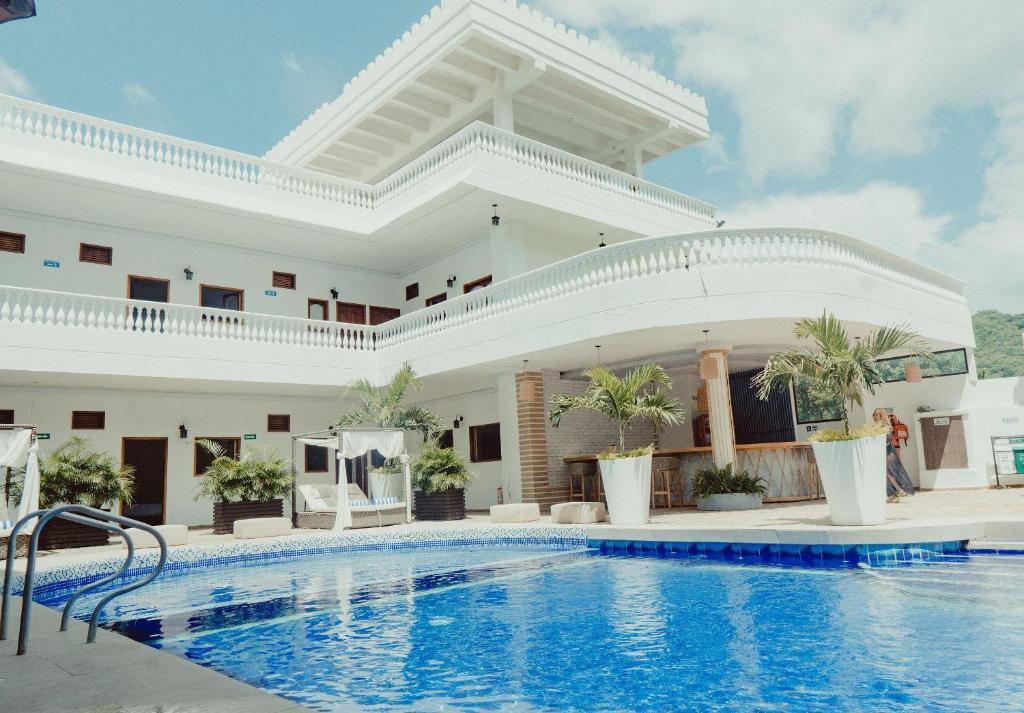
405,283 -> 419,301
272,271 -> 296,290
336,301 -> 366,324
425,292 -> 447,307
305,444 -> 328,473
267,414 -> 291,432
369,306 -> 401,325
79,243 -> 113,265
194,437 -> 240,476
463,275 -> 492,293
469,423 -> 502,462
200,285 -> 243,311
308,298 -> 328,321
71,411 -> 105,430
437,429 -> 454,450
128,276 -> 169,302
0,409 -> 14,425
0,231 -> 25,254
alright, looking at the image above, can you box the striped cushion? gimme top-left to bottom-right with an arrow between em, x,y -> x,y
0,519 -> 14,530
348,498 -> 370,506
373,496 -> 398,506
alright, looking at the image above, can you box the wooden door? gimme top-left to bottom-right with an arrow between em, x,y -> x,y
121,438 -> 168,526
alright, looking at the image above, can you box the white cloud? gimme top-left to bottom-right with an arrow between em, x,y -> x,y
282,52 -> 302,74
121,82 -> 155,108
0,57 -> 33,98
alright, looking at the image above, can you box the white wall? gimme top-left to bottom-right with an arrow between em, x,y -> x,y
398,232 -> 493,313
1,385 -> 339,525
960,376 -> 1024,486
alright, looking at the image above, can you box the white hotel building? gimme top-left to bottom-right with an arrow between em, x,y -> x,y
0,0 -> 1018,527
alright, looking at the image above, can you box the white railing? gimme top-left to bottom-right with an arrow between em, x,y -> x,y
0,94 -> 714,223
0,285 -> 374,351
0,229 -> 965,357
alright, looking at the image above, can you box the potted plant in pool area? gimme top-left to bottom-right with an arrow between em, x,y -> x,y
38,437 -> 135,549
549,364 -> 683,526
195,441 -> 292,534
411,439 -> 475,521
753,312 -> 924,526
336,363 -> 442,500
693,464 -> 767,511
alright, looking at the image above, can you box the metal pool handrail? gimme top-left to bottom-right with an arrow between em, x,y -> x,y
0,504 -> 168,654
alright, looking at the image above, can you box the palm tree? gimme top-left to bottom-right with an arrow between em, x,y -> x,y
753,312 -> 925,435
549,363 -> 684,454
336,363 -> 441,441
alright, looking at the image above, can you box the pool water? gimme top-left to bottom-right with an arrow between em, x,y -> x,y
40,545 -> 1024,711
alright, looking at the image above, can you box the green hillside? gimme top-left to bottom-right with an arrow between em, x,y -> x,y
973,310 -> 1024,378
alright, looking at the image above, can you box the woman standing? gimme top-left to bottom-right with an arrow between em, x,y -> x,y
873,408 -> 915,499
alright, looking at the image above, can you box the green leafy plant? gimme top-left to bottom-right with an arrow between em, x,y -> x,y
411,439 -> 475,494
39,437 -> 135,509
549,364 -> 684,455
753,312 -> 925,435
597,445 -> 655,460
692,463 -> 767,498
193,440 -> 292,503
370,459 -> 404,476
336,363 -> 441,441
807,422 -> 890,443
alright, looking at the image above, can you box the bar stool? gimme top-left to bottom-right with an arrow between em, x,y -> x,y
651,456 -> 679,510
568,461 -> 596,502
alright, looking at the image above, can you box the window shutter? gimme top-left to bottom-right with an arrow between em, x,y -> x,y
71,411 -> 105,429
79,243 -> 113,265
267,414 -> 291,432
272,272 -> 296,289
0,232 -> 25,253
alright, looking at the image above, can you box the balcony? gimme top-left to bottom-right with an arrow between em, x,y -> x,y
0,228 -> 971,392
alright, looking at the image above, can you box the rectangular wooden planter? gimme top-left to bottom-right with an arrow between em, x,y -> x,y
413,488 -> 465,521
39,517 -> 110,550
213,499 -> 284,535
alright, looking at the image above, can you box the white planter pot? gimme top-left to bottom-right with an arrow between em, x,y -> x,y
696,493 -> 763,511
598,453 -> 652,526
369,472 -> 405,501
811,434 -> 887,526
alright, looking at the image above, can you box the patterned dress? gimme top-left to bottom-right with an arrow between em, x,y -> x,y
885,431 -> 915,498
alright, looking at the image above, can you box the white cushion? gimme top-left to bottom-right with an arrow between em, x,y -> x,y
233,516 -> 292,539
550,502 -> 608,524
489,503 -> 541,523
121,525 -> 190,549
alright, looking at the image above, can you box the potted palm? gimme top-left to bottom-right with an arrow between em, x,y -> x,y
336,363 -> 441,500
411,439 -> 475,520
38,437 -> 135,549
753,313 -> 923,525
195,441 -> 292,534
693,464 -> 767,511
549,364 -> 683,525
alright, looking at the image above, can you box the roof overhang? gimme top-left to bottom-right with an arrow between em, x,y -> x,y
266,0 -> 710,181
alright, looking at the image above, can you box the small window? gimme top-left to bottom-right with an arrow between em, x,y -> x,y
437,429 -> 454,449
469,423 -> 501,462
71,411 -> 105,430
194,437 -> 240,476
272,271 -> 296,290
267,414 -> 291,432
128,276 -> 169,302
336,301 -> 366,324
0,231 -> 25,254
0,409 -> 14,425
308,298 -> 328,321
405,283 -> 419,301
79,243 -> 112,266
201,285 -> 243,311
425,292 -> 447,307
463,275 -> 492,293
305,444 -> 328,473
369,306 -> 401,325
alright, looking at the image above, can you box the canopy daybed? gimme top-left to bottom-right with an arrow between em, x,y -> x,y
0,424 -> 41,559
290,428 -> 411,531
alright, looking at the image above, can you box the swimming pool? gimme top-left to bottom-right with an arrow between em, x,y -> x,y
39,543 -> 1024,711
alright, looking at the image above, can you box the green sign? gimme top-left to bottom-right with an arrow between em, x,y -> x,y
37,433 -> 50,439
244,434 -> 256,440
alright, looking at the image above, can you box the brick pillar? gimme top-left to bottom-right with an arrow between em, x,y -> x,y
515,371 -> 567,511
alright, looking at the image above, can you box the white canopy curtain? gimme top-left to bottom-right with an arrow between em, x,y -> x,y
0,426 -> 40,532
295,428 -> 411,530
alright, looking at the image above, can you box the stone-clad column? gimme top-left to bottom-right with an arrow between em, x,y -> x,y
701,348 -> 736,467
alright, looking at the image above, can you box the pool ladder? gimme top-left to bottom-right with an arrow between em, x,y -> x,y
0,504 -> 168,655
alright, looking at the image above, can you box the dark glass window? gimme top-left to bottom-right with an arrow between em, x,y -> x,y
128,276 -> 169,302
194,437 -> 240,476
305,444 -> 328,473
874,348 -> 969,383
405,283 -> 419,301
425,292 -> 447,307
438,429 -> 454,449
469,423 -> 501,462
201,286 -> 243,311
0,410 -> 13,425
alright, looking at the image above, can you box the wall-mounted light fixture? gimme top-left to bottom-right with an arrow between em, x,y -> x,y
178,424 -> 189,439
453,415 -> 465,429
491,203 -> 500,227
715,219 -> 726,228
446,274 -> 457,288
330,288 -> 339,300
598,232 -> 607,248
183,266 -> 194,281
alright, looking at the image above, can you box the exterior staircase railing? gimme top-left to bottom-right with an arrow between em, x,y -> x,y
0,504 -> 168,655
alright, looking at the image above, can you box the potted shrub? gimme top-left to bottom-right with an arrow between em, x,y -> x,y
37,437 -> 135,549
195,441 -> 292,534
549,364 -> 683,525
693,464 -> 767,511
411,439 -> 475,521
336,363 -> 442,499
753,313 -> 923,526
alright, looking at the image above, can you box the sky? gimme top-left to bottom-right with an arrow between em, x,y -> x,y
1,1 -> 1021,312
